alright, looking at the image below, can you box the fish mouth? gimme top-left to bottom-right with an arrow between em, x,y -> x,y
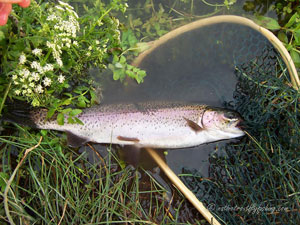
236,120 -> 246,130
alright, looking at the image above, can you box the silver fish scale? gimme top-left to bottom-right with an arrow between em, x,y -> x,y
36,102 -> 205,147
30,102 -> 243,149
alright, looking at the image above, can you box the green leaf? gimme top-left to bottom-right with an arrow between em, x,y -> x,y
47,108 -> 56,119
277,31 -> 288,44
113,69 -> 123,80
90,90 -> 99,105
119,55 -> 126,64
125,70 -> 134,78
62,99 -> 72,105
0,172 -> 9,192
135,42 -> 152,53
62,108 -> 72,114
57,113 -> 65,125
294,30 -> 300,45
75,117 -> 84,125
41,130 -> 48,136
285,12 -> 298,28
70,109 -> 82,117
77,99 -> 86,108
63,93 -> 73,98
255,16 -> 281,30
67,117 -> 76,124
290,49 -> 300,67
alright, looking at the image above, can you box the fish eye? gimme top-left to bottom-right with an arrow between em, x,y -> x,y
224,112 -> 238,121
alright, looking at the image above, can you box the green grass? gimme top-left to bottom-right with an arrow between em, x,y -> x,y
0,126 -> 204,224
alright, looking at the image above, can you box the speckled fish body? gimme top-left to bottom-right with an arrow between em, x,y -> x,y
29,102 -> 244,149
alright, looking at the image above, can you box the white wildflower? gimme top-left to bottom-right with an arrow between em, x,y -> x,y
54,16 -> 79,38
57,74 -> 65,83
43,64 -> 54,72
95,40 -> 100,45
56,58 -> 63,67
27,89 -> 32,94
57,45 -> 62,52
35,85 -> 43,93
37,67 -> 44,74
65,43 -> 71,48
62,38 -> 71,43
46,41 -> 56,50
12,75 -> 18,80
22,84 -> 28,89
31,72 -> 40,81
15,90 -> 21,95
52,50 -> 60,59
22,89 -> 27,95
43,77 -> 52,87
115,19 -> 120,27
59,1 -> 74,9
32,48 -> 43,56
86,52 -> 91,57
31,61 -> 41,69
66,7 -> 75,15
24,69 -> 30,78
29,82 -> 35,88
58,32 -> 69,37
47,14 -> 57,21
19,53 -> 26,64
72,11 -> 79,18
20,68 -> 30,78
73,41 -> 78,46
88,46 -> 92,51
14,81 -> 19,85
55,5 -> 64,11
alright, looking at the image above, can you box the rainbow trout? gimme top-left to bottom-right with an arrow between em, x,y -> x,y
6,102 -> 244,148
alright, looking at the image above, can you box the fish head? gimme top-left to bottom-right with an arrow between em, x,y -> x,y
200,107 -> 245,138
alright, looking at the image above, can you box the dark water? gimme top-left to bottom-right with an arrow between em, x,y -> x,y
78,0 -> 281,222
90,22 -> 273,176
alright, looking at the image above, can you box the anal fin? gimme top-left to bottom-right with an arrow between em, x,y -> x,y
67,132 -> 88,147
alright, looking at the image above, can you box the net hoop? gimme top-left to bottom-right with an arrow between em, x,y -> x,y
133,15 -> 300,90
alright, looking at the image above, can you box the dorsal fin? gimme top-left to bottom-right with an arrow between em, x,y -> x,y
183,117 -> 203,132
66,132 -> 88,147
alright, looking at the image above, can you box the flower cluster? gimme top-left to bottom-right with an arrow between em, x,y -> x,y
9,1 -> 78,105
45,1 -> 80,68
11,48 -> 66,98
6,0 -> 132,109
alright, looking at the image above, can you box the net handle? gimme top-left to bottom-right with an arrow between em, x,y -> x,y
145,148 -> 222,225
132,15 -> 300,90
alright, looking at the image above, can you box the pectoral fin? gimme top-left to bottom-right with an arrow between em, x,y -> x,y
66,132 -> 88,148
117,136 -> 140,142
183,117 -> 203,132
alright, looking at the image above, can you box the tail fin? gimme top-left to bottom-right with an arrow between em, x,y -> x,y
1,103 -> 39,128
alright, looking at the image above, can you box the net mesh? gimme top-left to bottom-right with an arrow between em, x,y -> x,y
181,44 -> 300,224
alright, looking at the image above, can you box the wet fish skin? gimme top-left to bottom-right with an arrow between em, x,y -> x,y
9,102 -> 245,148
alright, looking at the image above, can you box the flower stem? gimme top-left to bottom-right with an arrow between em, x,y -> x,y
0,81 -> 12,116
